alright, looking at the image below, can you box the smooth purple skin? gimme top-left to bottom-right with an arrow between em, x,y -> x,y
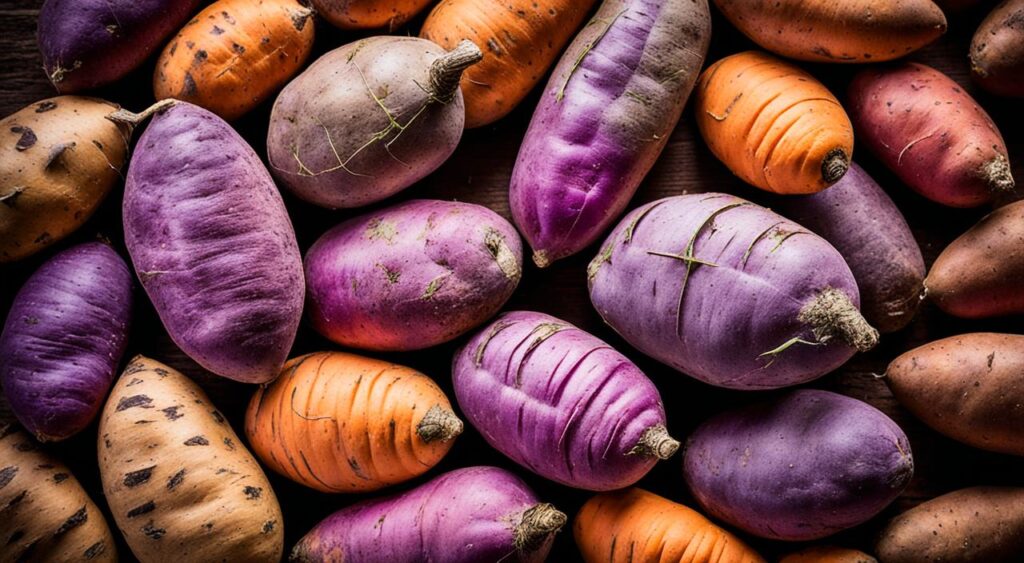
0,243 -> 132,441
305,199 -> 522,351
292,466 -> 555,563
267,36 -> 465,209
453,311 -> 670,491
123,102 -> 303,384
509,0 -> 710,267
588,193 -> 864,390
683,389 -> 914,541
776,163 -> 926,333
37,0 -> 200,93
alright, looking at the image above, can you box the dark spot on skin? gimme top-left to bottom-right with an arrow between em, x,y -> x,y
222,10 -> 236,24
34,101 -> 57,113
22,317 -> 38,325
988,352 -> 995,369
126,377 -> 144,386
123,362 -> 146,375
103,435 -> 112,449
261,36 -> 270,44
14,441 -> 35,452
35,464 -> 54,469
33,232 -> 51,245
7,530 -> 24,545
116,395 -> 153,411
3,490 -> 27,512
185,40 -> 195,49
10,126 -> 36,151
45,142 -> 75,170
262,520 -> 276,534
243,486 -> 262,500
184,435 -> 209,446
161,406 -> 183,420
123,466 -> 155,487
211,410 -> 225,424
211,25 -> 225,35
232,42 -> 245,55
53,472 -> 69,484
223,437 -> 235,450
202,522 -> 214,531
291,9 -> 310,30
142,521 -> 166,540
182,73 -> 198,97
168,42 -> 178,56
194,50 -> 208,64
126,501 -> 156,518
83,541 -> 106,559
215,467 -> 237,475
153,368 -> 169,377
167,469 -> 186,491
0,467 -> 17,489
54,506 -> 88,535
486,38 -> 502,54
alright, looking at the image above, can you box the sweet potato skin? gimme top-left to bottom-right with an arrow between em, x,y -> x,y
714,0 -> 946,63
779,546 -> 877,563
887,333 -> 1024,456
313,0 -> 434,30
925,199 -> 1024,317
0,423 -> 117,563
0,96 -> 130,263
876,486 -> 1024,562
971,0 -> 1024,97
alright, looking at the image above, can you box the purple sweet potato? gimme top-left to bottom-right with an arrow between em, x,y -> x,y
291,466 -> 565,563
971,0 -> 1024,97
267,37 -> 482,209
848,62 -> 1015,207
305,199 -> 522,351
0,242 -> 132,442
776,162 -> 925,333
588,193 -> 878,390
508,0 -> 711,267
123,101 -> 303,384
38,0 -> 200,93
683,389 -> 914,541
453,311 -> 678,491
925,199 -> 1024,318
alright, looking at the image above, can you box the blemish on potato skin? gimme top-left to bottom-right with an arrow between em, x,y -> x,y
184,435 -> 209,446
10,126 -> 36,151
211,410 -> 225,424
161,405 -> 183,420
34,101 -> 57,113
53,472 -> 69,483
3,490 -> 27,511
83,541 -> 106,559
223,437 -> 236,450
54,506 -> 88,534
116,394 -> 154,411
126,500 -> 157,518
166,469 -> 186,490
243,485 -> 262,500
123,466 -> 156,487
142,521 -> 166,540
262,519 -> 276,534
0,466 -> 17,489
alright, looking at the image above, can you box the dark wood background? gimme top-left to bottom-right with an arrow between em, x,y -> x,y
2,0 -> 1023,560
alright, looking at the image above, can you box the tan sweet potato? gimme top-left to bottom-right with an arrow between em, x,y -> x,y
780,546 -> 877,563
98,356 -> 283,562
0,423 -> 117,563
876,487 -> 1024,562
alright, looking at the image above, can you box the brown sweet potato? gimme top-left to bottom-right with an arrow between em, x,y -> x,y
971,0 -> 1024,97
780,546 -> 877,563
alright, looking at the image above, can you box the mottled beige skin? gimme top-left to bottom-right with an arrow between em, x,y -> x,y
877,487 -> 1024,562
0,424 -> 117,563
0,96 -> 129,262
98,356 -> 283,562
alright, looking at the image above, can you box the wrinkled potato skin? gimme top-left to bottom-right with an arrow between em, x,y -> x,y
876,487 -> 1024,563
0,96 -> 129,263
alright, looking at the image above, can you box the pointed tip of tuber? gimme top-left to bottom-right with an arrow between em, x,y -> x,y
514,503 -> 567,553
799,288 -> 879,352
428,40 -> 483,104
629,424 -> 680,460
983,156 -> 1015,193
821,148 -> 850,185
532,250 -> 550,269
416,404 -> 464,443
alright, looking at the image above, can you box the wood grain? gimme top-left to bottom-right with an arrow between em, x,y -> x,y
2,0 -> 1023,560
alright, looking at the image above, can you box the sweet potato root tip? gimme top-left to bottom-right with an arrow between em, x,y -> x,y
415,405 -> 463,443
799,288 -> 879,352
629,425 -> 680,460
984,155 -> 1015,191
822,148 -> 850,184
429,40 -> 483,103
514,503 -> 567,553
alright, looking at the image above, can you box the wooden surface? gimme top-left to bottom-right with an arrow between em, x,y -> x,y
2,0 -> 1024,560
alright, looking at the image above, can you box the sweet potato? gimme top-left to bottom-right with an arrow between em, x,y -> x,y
154,0 -> 315,121
267,37 -> 482,208
291,466 -> 564,562
776,162 -> 925,333
780,546 -> 878,563
886,333 -> 1024,456
313,0 -> 434,30
925,199 -> 1024,317
453,311 -> 678,491
0,242 -> 132,441
420,0 -> 596,128
509,0 -> 711,267
876,486 -> 1024,562
714,0 -> 946,63
0,96 -> 130,263
304,199 -> 522,351
695,51 -> 854,194
99,356 -> 284,562
971,0 -> 1024,97
848,62 -> 1015,207
589,194 -> 878,390
574,488 -> 765,563
683,389 -> 913,541
0,423 -> 117,563
245,352 -> 462,493
38,0 -> 200,92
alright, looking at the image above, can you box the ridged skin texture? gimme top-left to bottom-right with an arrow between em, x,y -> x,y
0,424 -> 118,563
267,37 -> 467,209
887,333 -> 1024,456
926,200 -> 1024,317
971,0 -> 1024,97
305,200 -> 522,351
715,0 -> 946,63
453,311 -> 671,491
99,356 -> 284,563
420,0 -> 595,128
779,546 -> 878,563
154,0 -> 316,121
313,0 -> 434,29
245,352 -> 460,493
877,487 -> 1024,562
848,62 -> 1014,207
510,0 -> 711,267
123,102 -> 303,384
574,488 -> 766,563
695,51 -> 854,194
291,466 -> 557,563
684,389 -> 914,541
589,194 -> 866,390
778,162 -> 925,333
38,0 -> 200,92
0,243 -> 132,442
